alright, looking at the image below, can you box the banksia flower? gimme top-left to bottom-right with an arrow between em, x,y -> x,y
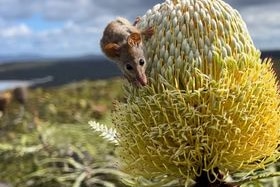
112,0 -> 280,185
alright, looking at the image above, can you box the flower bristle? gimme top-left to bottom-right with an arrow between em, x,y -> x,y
112,0 -> 280,184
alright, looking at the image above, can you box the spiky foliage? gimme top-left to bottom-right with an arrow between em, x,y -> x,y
89,121 -> 118,145
112,0 -> 280,185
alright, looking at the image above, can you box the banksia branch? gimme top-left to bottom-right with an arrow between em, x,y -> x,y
111,0 -> 280,186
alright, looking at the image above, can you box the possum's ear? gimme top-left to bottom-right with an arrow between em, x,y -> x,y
127,32 -> 141,46
103,43 -> 120,58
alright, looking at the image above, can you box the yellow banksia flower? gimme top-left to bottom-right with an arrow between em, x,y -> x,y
113,0 -> 280,185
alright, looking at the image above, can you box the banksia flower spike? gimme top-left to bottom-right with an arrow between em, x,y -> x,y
112,0 -> 280,186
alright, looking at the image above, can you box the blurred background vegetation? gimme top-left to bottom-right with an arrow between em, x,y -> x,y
0,78 -> 129,187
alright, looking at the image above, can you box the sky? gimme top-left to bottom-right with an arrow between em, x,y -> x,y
0,0 -> 279,58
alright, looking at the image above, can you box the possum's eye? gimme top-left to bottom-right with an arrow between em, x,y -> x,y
126,64 -> 133,71
139,59 -> 145,66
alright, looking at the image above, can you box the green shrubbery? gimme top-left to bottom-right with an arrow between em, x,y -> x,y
0,79 -> 127,187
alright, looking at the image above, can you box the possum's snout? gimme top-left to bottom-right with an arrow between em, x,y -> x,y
134,59 -> 148,86
136,74 -> 148,86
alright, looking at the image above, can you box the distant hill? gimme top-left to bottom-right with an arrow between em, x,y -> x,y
0,50 -> 279,88
261,50 -> 280,60
0,54 -> 104,64
0,56 -> 121,87
0,54 -> 45,63
261,50 -> 280,80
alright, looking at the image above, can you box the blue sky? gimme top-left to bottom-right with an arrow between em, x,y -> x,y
0,0 -> 279,58
22,14 -> 63,32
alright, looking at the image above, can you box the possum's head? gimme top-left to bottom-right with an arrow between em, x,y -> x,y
103,33 -> 148,87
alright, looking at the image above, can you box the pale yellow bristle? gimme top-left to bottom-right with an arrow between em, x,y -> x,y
113,0 -> 280,185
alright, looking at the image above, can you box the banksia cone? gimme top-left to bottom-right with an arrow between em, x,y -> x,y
112,0 -> 280,185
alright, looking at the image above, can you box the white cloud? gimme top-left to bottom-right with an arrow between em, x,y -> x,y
0,24 -> 32,37
42,0 -> 95,21
0,0 -> 279,57
0,0 -> 141,56
37,22 -> 101,55
0,21 -> 101,56
0,0 -> 40,19
238,2 -> 280,49
225,0 -> 279,9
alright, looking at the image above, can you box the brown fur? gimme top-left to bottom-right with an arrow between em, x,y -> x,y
100,17 -> 153,87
